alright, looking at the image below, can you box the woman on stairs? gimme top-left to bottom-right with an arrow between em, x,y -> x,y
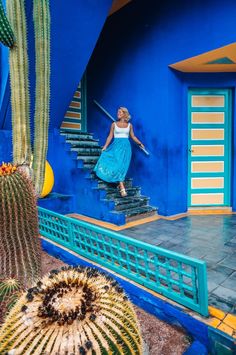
94,107 -> 145,197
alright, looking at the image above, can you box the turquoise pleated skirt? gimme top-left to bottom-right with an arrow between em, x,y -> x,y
94,138 -> 132,182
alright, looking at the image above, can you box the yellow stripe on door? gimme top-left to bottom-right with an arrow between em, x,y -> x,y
192,129 -> 224,140
191,177 -> 224,189
192,95 -> 225,107
191,193 -> 224,205
192,145 -> 224,156
191,112 -> 224,124
191,161 -> 224,173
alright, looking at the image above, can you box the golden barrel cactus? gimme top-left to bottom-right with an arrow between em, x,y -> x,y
0,163 -> 42,288
0,266 -> 143,354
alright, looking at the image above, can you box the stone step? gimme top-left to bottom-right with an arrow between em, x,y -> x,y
69,140 -> 100,148
111,205 -> 157,222
77,155 -> 99,162
76,147 -> 102,156
114,196 -> 149,211
60,130 -> 94,140
77,161 -> 96,170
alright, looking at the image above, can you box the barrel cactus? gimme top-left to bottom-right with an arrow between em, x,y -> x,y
0,163 -> 42,288
0,266 -> 143,354
0,0 -> 15,48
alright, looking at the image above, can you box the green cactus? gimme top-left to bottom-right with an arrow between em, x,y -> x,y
0,266 -> 143,354
0,0 -> 15,48
32,0 -> 51,195
6,0 -> 31,166
0,163 -> 42,288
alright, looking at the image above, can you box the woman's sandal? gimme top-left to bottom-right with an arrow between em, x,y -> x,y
120,188 -> 127,197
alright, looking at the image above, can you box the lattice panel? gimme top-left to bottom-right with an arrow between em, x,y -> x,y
38,207 -> 208,316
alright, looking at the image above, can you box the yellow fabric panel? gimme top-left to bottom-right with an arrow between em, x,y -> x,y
192,129 -> 224,140
191,193 -> 224,205
191,177 -> 224,189
191,112 -> 224,123
192,145 -> 224,156
191,161 -> 224,173
192,95 -> 224,107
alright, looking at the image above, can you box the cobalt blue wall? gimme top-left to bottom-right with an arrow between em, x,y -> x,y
1,0 -> 113,131
87,0 -> 236,215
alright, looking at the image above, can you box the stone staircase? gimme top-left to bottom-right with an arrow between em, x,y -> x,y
60,129 -> 157,224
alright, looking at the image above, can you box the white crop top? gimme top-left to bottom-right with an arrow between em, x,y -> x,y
114,123 -> 130,138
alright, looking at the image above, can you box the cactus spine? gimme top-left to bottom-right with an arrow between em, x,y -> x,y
0,278 -> 21,318
0,266 -> 143,354
32,0 -> 51,195
0,163 -> 42,288
6,0 -> 31,166
0,0 -> 15,48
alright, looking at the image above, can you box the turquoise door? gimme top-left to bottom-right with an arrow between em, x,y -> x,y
188,89 -> 232,207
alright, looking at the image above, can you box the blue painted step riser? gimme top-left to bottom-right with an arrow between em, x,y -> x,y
52,129 -> 157,225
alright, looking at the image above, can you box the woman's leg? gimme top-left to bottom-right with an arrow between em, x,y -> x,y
119,181 -> 127,197
119,182 -> 125,190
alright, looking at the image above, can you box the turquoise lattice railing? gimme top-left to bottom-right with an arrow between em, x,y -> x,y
38,207 -> 208,316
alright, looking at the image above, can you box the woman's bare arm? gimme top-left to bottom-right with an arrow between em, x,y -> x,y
129,124 -> 144,148
102,123 -> 115,150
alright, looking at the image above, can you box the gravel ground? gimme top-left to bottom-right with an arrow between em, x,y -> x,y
0,252 -> 190,354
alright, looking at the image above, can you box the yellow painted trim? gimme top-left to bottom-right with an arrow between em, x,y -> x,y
191,161 -> 224,173
109,0 -> 132,15
209,306 -> 226,320
61,122 -> 81,129
67,213 -> 160,231
65,112 -> 81,119
218,323 -> 234,337
169,42 -> 236,73
191,112 -> 224,124
224,314 -> 236,329
74,91 -> 81,98
188,208 -> 232,215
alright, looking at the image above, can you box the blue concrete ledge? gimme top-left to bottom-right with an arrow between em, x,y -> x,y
41,238 -> 235,355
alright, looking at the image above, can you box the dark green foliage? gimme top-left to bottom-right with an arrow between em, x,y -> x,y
0,0 -> 15,47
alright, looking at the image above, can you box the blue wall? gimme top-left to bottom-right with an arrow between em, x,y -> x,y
87,0 -> 236,215
1,0 -> 113,131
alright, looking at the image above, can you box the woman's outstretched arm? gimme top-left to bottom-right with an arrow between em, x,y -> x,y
102,122 -> 115,150
130,124 -> 144,148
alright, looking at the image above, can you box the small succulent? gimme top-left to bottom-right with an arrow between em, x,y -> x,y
0,266 -> 143,354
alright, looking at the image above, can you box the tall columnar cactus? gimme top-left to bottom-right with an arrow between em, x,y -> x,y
0,163 -> 42,288
6,0 -> 31,166
32,0 -> 51,195
0,266 -> 143,354
0,0 -> 15,48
